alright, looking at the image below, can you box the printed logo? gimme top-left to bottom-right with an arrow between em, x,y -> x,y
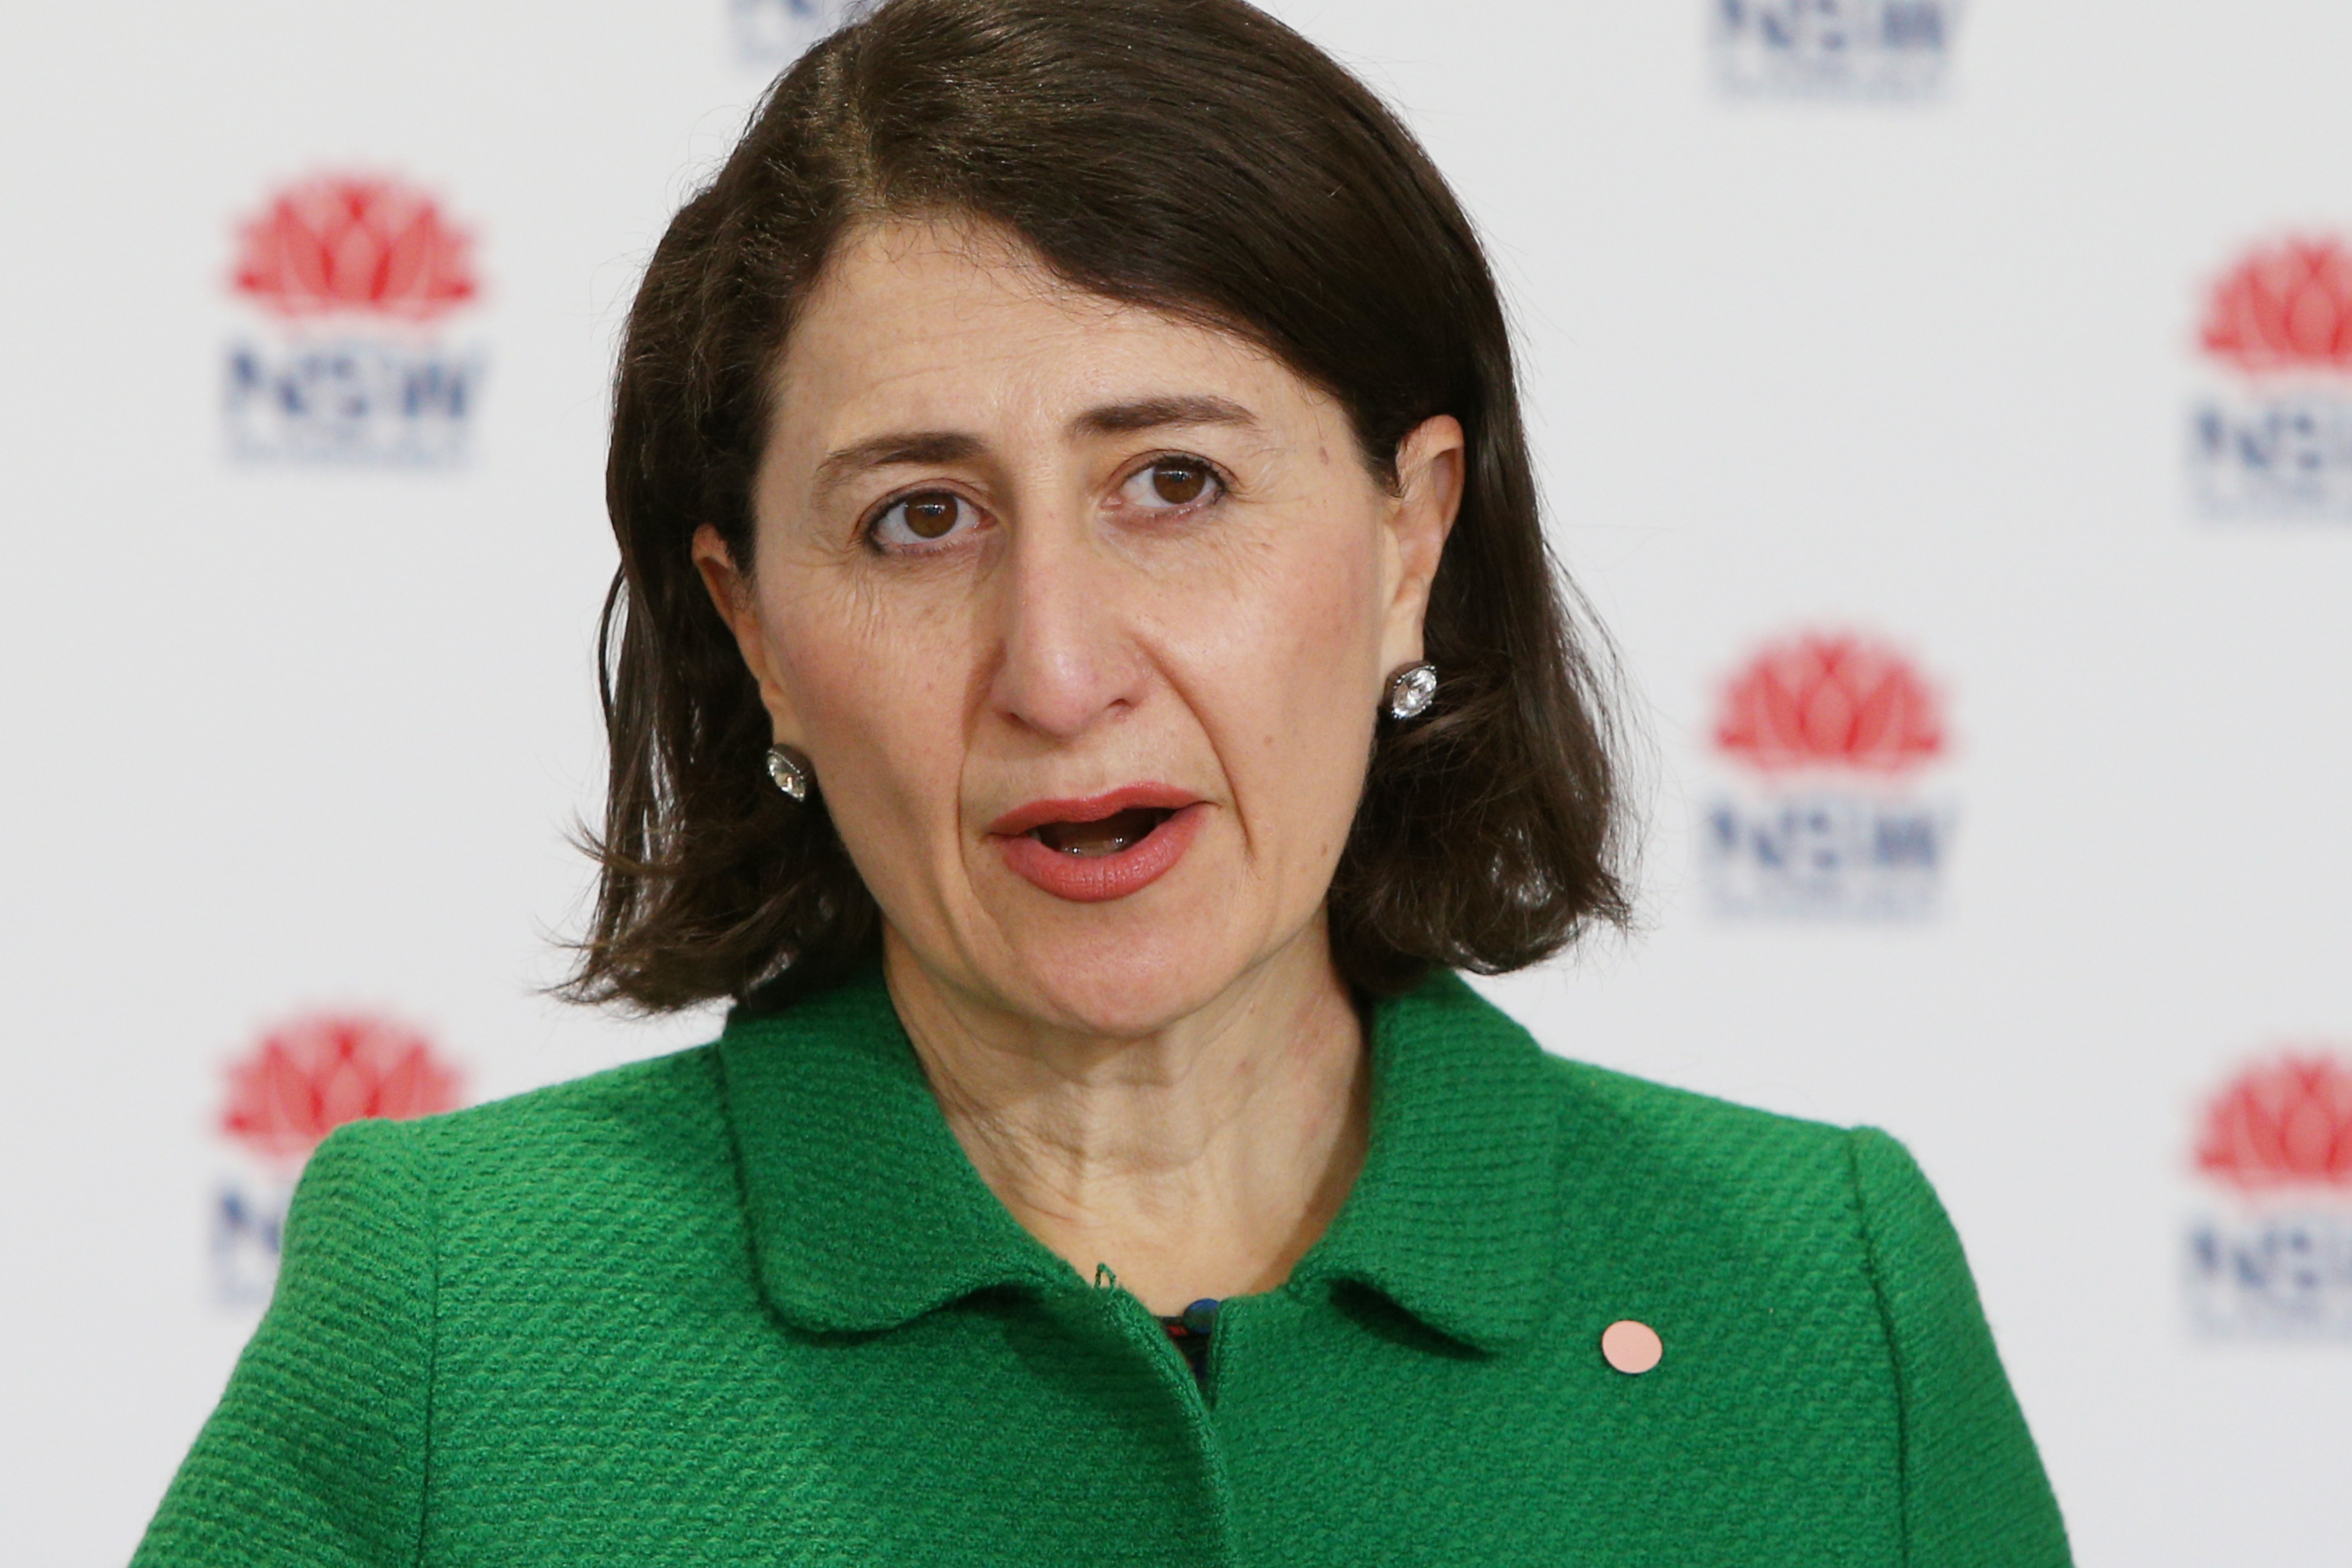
2185,1051 -> 2352,1337
2188,235 -> 2352,519
731,0 -> 850,69
224,175 -> 485,465
1699,630 -> 1952,918
213,1011 -> 463,1302
1711,0 -> 1959,100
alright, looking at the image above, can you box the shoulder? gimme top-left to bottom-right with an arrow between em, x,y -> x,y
1434,982 -> 1981,1339
1531,1043 -> 1868,1203
1525,1043 -> 1908,1275
1399,973 -> 1887,1269
1507,1019 -> 1954,1271
403,1040 -> 728,1170
1412,983 -> 2068,1559
298,1043 -> 737,1264
1401,970 -> 1862,1180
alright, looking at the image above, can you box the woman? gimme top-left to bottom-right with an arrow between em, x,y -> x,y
138,0 -> 2069,1562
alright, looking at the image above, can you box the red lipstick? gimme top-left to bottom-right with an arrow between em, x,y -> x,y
988,784 -> 1206,903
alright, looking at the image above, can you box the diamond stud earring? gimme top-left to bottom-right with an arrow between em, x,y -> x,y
764,744 -> 812,803
1384,661 -> 1438,722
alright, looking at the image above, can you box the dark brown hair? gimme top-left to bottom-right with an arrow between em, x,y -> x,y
570,0 -> 1629,1011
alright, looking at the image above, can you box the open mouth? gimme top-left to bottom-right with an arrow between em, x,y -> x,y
989,787 -> 1205,902
1030,807 -> 1177,858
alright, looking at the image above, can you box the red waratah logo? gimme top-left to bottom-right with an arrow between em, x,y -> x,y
232,175 -> 477,322
2196,1053 -> 2352,1191
2200,237 -> 2352,374
1715,632 -> 1945,775
220,1012 -> 463,1160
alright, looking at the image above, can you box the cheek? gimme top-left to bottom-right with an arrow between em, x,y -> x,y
1186,514 -> 1387,856
761,570 -> 975,869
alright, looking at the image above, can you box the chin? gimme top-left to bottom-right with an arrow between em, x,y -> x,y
971,898 -> 1279,1041
1010,926 -> 1256,1039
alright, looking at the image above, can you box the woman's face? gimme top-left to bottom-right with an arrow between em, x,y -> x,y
699,217 -> 1459,1038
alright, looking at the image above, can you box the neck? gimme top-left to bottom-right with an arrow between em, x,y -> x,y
883,920 -> 1370,1316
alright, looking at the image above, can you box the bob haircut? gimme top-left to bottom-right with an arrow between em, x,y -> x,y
572,0 -> 1629,1011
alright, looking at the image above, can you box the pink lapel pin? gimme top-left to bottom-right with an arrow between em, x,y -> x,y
1601,1319 -> 1663,1375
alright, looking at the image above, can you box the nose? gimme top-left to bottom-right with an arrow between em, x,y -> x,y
985,509 -> 1148,742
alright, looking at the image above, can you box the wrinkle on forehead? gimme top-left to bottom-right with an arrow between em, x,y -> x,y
773,211 -> 1282,405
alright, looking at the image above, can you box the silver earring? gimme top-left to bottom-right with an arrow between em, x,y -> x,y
764,744 -> 811,803
1384,661 -> 1438,721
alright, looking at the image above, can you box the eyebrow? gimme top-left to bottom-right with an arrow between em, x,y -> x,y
811,431 -> 983,501
809,395 -> 1261,499
1069,394 -> 1260,438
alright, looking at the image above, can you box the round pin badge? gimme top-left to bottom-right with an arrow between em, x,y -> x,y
1600,1319 -> 1663,1375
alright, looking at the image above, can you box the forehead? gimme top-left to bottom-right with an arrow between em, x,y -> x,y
768,216 -> 1328,451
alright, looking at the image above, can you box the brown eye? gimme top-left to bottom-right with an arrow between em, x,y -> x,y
1123,457 -> 1222,513
870,490 -> 980,551
1150,461 -> 1208,505
900,493 -> 960,539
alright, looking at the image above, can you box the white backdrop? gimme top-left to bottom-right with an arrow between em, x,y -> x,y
4,2 -> 2348,1563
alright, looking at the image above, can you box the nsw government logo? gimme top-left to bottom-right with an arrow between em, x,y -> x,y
1699,630 -> 1950,919
213,1011 -> 463,1303
2185,1051 -> 2352,1338
1711,0 -> 1959,100
2188,234 -> 2352,519
224,174 -> 485,465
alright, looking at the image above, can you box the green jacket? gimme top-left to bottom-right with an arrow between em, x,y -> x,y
138,967 -> 2069,1566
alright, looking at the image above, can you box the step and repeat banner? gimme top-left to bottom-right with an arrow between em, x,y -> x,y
2,1 -> 2346,1562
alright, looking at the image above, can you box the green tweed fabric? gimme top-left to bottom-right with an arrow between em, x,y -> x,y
136,967 -> 2069,1566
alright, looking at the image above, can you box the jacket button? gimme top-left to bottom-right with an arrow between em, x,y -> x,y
1601,1319 -> 1662,1375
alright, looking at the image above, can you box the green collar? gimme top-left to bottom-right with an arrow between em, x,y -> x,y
716,965 -> 1562,1353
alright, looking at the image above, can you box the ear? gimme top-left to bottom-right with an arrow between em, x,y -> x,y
1378,414 -> 1465,670
691,524 -> 805,745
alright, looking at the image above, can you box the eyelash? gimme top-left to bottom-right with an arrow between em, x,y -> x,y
1117,453 -> 1229,515
858,454 -> 1232,555
865,490 -> 981,554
